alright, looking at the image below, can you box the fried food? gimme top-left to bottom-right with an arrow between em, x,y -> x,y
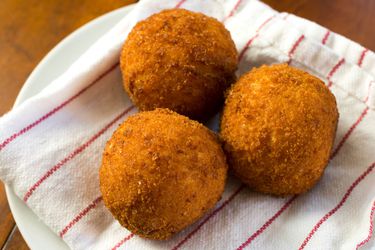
100,109 -> 228,239
220,64 -> 338,196
120,9 -> 238,119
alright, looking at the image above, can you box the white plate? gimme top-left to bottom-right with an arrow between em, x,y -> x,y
5,4 -> 134,249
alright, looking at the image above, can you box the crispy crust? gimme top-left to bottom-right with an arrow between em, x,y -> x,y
120,9 -> 238,120
100,109 -> 228,239
220,64 -> 339,196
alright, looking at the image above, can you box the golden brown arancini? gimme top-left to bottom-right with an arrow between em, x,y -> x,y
220,64 -> 339,196
120,9 -> 238,119
99,109 -> 228,240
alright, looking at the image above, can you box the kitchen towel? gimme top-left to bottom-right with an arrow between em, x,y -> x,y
0,0 -> 374,249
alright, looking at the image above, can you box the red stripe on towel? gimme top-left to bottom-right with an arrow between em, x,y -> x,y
322,30 -> 331,45
287,35 -> 305,64
298,162 -> 375,250
238,34 -> 259,62
171,185 -> 245,250
222,0 -> 243,22
255,15 -> 276,33
327,58 -> 345,88
356,200 -> 375,249
238,15 -> 276,62
174,0 -> 187,9
236,196 -> 297,250
111,234 -> 135,250
331,107 -> 369,159
358,48 -> 369,67
23,105 -> 135,202
0,63 -> 119,152
59,196 -> 103,237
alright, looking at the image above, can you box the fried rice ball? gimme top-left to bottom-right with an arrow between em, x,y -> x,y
100,109 -> 228,239
220,64 -> 338,196
120,9 -> 238,119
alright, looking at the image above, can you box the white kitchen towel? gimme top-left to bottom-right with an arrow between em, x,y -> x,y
0,0 -> 374,249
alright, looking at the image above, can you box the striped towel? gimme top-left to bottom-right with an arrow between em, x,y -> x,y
0,0 -> 374,249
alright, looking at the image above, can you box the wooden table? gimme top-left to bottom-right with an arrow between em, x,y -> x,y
0,0 -> 374,249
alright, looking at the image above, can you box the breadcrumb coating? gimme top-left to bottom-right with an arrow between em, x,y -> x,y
220,64 -> 339,196
100,109 -> 228,239
120,9 -> 238,120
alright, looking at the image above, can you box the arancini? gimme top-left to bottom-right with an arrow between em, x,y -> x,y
120,9 -> 238,119
100,109 -> 228,239
220,64 -> 338,196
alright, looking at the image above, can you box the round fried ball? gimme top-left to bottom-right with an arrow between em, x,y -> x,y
120,9 -> 238,119
100,109 -> 228,239
220,64 -> 338,196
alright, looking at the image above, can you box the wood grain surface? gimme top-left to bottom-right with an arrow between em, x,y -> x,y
0,0 -> 374,249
